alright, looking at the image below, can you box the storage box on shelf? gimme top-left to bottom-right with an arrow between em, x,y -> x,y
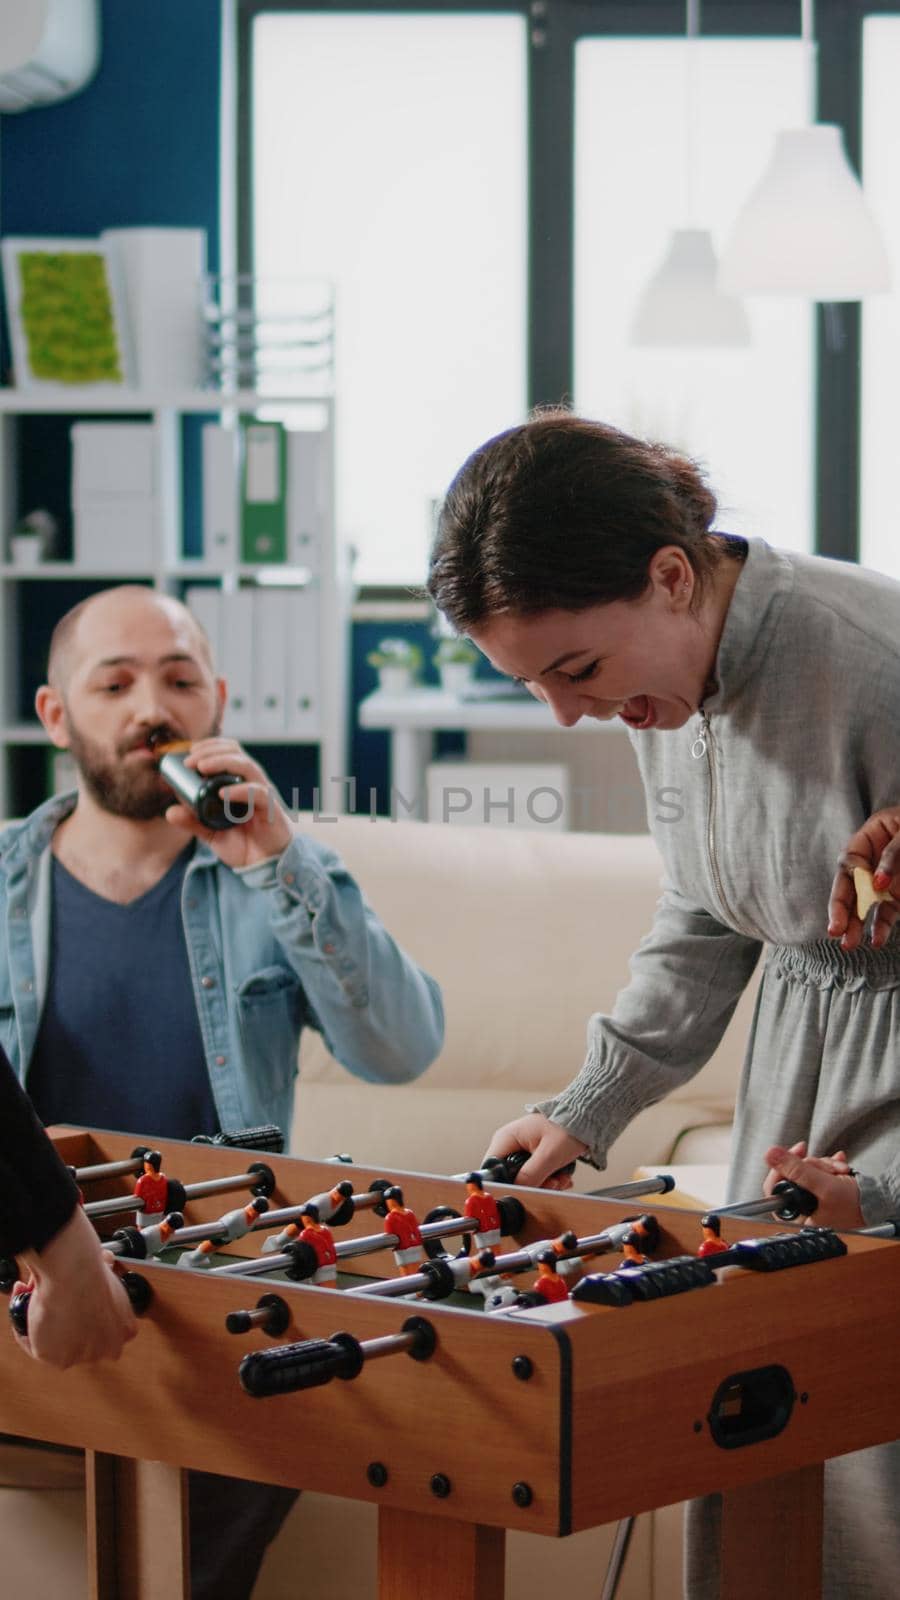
0,387 -> 348,818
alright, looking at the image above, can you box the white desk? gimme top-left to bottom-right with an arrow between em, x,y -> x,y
358,686 -> 615,818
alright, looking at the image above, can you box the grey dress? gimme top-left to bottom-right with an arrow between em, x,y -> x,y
534,537 -> 900,1598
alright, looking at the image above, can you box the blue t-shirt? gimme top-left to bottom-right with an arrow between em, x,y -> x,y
27,845 -> 219,1140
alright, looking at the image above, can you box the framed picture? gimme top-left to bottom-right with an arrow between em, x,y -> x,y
1,236 -> 134,393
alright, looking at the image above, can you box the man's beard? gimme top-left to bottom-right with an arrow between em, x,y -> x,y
64,710 -> 222,821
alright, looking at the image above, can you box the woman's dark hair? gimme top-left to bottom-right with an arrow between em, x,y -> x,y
427,411 -> 722,631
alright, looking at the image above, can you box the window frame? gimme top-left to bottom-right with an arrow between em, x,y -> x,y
238,0 -> 894,572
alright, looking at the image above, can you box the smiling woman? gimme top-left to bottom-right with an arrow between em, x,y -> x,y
428,407 -> 900,1598
429,412 -> 746,733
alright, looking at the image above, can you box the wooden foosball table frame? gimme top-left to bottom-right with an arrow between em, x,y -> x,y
2,1128 -> 899,1600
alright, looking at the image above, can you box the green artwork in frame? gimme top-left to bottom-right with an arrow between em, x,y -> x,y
19,250 -> 122,383
1,236 -> 133,392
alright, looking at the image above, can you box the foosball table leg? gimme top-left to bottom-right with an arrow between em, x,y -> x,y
378,1506 -> 505,1600
720,1462 -> 824,1600
85,1451 -> 189,1600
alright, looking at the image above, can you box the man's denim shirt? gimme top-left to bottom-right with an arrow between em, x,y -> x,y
0,794 -> 444,1138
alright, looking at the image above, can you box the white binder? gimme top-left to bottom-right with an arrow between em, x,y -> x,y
252,590 -> 289,737
220,589 -> 255,739
285,585 -> 320,739
202,424 -> 239,569
286,428 -> 329,574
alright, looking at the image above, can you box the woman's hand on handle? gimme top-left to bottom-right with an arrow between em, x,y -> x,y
763,1139 -> 864,1231
483,1113 -> 588,1190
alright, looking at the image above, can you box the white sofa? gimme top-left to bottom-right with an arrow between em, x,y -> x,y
1,815 -> 760,1599
290,812 -> 752,1182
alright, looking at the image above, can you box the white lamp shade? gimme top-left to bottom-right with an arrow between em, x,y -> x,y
719,125 -> 891,300
630,228 -> 751,347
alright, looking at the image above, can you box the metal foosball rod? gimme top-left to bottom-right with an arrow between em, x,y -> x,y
225,1293 -> 291,1337
71,1128 -> 284,1188
583,1174 -> 675,1201
73,1146 -> 153,1183
83,1161 -> 276,1221
454,1149 -> 675,1200
344,1216 -> 657,1301
704,1178 -> 819,1223
208,1212 -> 485,1279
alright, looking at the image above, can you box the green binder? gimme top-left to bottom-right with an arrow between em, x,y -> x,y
240,420 -> 287,563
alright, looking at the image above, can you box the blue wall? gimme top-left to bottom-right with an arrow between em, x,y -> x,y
0,1 -> 471,815
0,0 -> 221,255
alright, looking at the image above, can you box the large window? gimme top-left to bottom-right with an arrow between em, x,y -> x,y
246,2 -> 890,582
574,37 -> 813,551
252,10 -> 527,585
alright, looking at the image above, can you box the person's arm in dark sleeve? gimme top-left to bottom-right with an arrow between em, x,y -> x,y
0,1051 -> 137,1367
0,1049 -> 80,1259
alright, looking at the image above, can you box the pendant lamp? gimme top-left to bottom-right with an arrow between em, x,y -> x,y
718,124 -> 891,299
632,227 -> 751,346
630,3 -> 750,347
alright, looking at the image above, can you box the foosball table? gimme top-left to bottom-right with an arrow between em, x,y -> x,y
2,1124 -> 900,1600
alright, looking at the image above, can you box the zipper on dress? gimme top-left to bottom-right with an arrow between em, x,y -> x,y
692,709 -> 737,925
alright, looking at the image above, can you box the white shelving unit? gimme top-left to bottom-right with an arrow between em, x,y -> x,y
0,389 -> 350,818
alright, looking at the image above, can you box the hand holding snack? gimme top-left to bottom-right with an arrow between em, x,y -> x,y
828,806 -> 900,951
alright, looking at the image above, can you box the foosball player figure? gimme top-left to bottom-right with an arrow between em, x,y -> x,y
138,1210 -> 183,1258
620,1229 -> 647,1268
297,1202 -> 338,1286
177,1238 -> 216,1271
466,1250 -> 516,1311
551,1228 -> 582,1283
218,1195 -> 269,1243
532,1249 -> 569,1304
382,1186 -> 425,1275
697,1213 -> 729,1257
262,1179 -> 353,1256
134,1151 -> 168,1226
463,1172 -> 502,1250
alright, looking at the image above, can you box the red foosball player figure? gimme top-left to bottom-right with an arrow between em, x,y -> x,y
463,1172 -> 502,1251
532,1249 -> 569,1304
297,1202 -> 338,1286
382,1186 -> 425,1275
697,1213 -> 729,1257
620,1229 -> 647,1268
134,1152 -> 168,1226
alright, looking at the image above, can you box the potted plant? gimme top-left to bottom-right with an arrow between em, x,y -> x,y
8,508 -> 55,567
433,635 -> 478,695
367,637 -> 423,695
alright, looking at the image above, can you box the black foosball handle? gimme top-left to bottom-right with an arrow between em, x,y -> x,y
226,1293 -> 292,1337
239,1316 -> 436,1398
192,1125 -> 285,1154
240,1331 -> 365,1396
9,1269 -> 153,1338
482,1151 -> 578,1185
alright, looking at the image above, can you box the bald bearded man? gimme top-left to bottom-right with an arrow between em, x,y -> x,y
0,585 -> 444,1600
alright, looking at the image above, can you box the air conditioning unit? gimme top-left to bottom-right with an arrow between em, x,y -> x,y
0,0 -> 99,114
